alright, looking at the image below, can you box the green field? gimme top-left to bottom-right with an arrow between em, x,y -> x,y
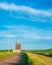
22,49 -> 52,56
22,49 -> 52,65
0,50 -> 16,58
0,49 -> 52,65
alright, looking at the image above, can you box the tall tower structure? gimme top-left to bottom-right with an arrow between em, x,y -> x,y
13,39 -> 21,53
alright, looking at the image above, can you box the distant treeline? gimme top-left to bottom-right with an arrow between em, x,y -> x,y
0,50 -> 13,52
22,49 -> 52,53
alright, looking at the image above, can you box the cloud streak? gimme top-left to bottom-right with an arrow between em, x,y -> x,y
3,25 -> 52,40
0,2 -> 52,22
0,30 -> 16,38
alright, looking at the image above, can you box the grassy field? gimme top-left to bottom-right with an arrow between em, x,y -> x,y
0,49 -> 52,65
22,49 -> 52,57
0,50 -> 16,58
22,49 -> 52,65
27,52 -> 52,65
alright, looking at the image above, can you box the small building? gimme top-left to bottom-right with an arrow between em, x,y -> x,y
13,39 -> 21,53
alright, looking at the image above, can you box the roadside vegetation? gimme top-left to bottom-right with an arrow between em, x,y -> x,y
0,50 -> 16,58
0,49 -> 52,65
22,49 -> 52,65
21,53 -> 29,65
27,52 -> 52,65
22,49 -> 52,57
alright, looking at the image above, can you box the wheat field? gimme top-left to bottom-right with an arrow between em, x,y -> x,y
27,52 -> 52,65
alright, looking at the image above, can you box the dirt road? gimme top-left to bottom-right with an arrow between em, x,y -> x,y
0,53 -> 28,65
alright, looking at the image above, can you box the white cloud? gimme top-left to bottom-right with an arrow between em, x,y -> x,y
0,3 -> 17,10
0,2 -> 52,22
2,25 -> 52,40
0,30 -> 16,38
21,32 -> 52,40
0,2 -> 52,16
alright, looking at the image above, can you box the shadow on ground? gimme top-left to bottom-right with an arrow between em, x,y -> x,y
8,53 -> 29,65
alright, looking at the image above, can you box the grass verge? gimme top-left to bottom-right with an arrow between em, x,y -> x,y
0,52 -> 16,58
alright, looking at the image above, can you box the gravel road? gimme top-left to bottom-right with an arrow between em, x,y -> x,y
0,54 -> 27,65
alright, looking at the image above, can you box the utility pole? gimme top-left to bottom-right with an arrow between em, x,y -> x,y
8,31 -> 10,52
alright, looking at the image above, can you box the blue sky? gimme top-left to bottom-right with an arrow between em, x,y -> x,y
0,0 -> 52,50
